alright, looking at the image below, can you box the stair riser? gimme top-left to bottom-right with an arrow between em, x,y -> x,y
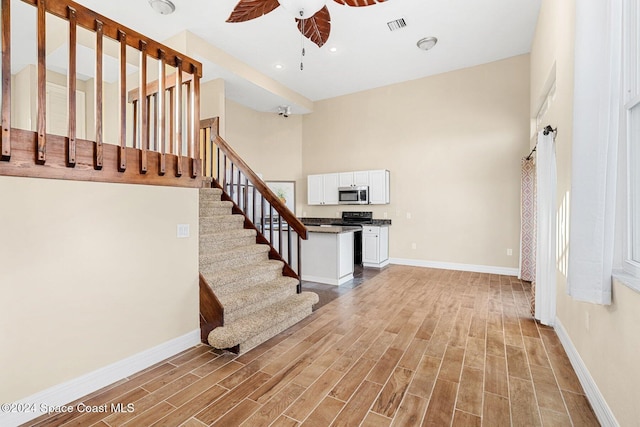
199,191 -> 222,202
200,218 -> 245,234
236,305 -> 314,354
200,236 -> 256,252
224,286 -> 297,323
202,251 -> 269,271
200,206 -> 234,217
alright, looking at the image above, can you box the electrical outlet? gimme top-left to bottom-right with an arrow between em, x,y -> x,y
303,211 -> 307,217
507,248 -> 513,256
406,212 -> 411,219
177,224 -> 190,238
411,243 -> 417,249
383,212 -> 388,218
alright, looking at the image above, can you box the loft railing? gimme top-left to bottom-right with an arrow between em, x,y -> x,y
200,118 -> 308,290
0,0 -> 202,187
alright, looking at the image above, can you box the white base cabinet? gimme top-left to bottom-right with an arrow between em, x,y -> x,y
362,225 -> 389,268
302,230 -> 355,285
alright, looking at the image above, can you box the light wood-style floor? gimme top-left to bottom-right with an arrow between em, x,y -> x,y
28,266 -> 599,427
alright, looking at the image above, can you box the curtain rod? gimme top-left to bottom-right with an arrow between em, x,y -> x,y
526,125 -> 557,160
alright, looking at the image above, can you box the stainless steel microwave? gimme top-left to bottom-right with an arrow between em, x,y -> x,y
338,186 -> 369,204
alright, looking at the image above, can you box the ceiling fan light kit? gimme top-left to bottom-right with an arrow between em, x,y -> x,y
417,36 -> 438,51
149,0 -> 175,15
278,0 -> 327,19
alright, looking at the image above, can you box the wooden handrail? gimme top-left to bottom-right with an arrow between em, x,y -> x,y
20,0 -> 201,77
0,0 -> 202,187
210,133 -> 307,240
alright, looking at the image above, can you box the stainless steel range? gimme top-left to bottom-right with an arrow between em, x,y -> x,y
332,211 -> 373,265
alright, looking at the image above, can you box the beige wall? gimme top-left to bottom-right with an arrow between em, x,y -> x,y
0,177 -> 199,403
531,1 -> 640,425
225,99 -> 304,215
301,55 -> 530,269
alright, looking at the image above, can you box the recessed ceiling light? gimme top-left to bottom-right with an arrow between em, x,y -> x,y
417,37 -> 438,51
329,47 -> 338,53
274,64 -> 284,70
149,0 -> 175,15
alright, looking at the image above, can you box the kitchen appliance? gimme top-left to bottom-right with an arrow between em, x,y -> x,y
332,211 -> 373,265
338,186 -> 369,205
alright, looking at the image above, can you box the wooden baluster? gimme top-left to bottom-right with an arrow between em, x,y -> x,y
237,169 -> 242,208
269,205 -> 274,245
191,68 -> 200,178
253,181 -> 258,224
36,0 -> 46,164
139,40 -> 148,173
297,236 -> 302,293
149,92 -> 160,153
132,100 -> 137,148
1,0 -> 10,160
222,154 -> 227,189
185,80 -> 191,162
261,195 -> 266,234
157,50 -> 166,175
244,175 -> 249,213
168,87 -> 174,154
94,20 -> 103,169
229,162 -> 235,200
174,57 -> 183,177
216,146 -> 221,183
278,215 -> 283,256
288,227 -> 292,267
118,30 -> 126,171
146,95 -> 151,149
66,6 -> 77,166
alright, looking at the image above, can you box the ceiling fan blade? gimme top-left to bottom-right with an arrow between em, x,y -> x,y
226,0 -> 280,23
297,6 -> 331,48
333,0 -> 387,6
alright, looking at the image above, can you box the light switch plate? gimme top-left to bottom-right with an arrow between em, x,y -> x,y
177,224 -> 190,238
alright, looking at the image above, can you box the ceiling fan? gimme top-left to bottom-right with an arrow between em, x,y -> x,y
226,0 -> 388,48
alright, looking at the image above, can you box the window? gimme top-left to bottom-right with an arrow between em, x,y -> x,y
624,0 -> 640,277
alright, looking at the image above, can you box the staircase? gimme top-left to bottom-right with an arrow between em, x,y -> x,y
199,187 -> 319,354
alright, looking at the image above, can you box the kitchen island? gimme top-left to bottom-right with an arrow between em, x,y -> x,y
301,225 -> 359,285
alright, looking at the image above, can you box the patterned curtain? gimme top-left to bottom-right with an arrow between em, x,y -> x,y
519,157 -> 536,314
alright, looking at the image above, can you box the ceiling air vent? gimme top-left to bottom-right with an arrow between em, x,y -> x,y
387,18 -> 407,31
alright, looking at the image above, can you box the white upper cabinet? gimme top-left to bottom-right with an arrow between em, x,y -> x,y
368,170 -> 390,204
308,173 -> 339,205
339,171 -> 370,187
308,170 -> 389,205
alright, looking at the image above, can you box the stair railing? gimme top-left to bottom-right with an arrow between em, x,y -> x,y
200,118 -> 307,291
0,0 -> 202,187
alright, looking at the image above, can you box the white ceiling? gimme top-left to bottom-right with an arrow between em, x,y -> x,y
14,0 -> 542,114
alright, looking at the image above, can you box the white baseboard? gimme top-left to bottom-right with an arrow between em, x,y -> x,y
390,257 -> 519,276
554,318 -> 619,427
302,274 -> 354,286
1,329 -> 201,427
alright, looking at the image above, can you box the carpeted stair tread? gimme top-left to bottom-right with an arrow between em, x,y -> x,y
199,188 -> 223,198
201,247 -> 269,271
207,292 -> 319,351
200,228 -> 256,242
200,215 -> 245,233
200,228 -> 257,252
218,276 -> 299,322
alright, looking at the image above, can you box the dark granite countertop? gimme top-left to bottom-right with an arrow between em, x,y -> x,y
300,217 -> 392,226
